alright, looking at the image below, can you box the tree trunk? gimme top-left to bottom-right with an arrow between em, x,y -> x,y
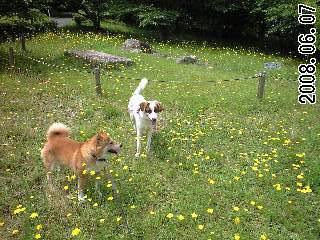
92,17 -> 101,31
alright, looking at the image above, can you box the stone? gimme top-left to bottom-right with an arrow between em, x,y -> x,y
122,39 -> 152,53
64,49 -> 133,66
176,55 -> 198,64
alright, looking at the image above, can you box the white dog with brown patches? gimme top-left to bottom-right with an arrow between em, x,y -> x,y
128,78 -> 164,157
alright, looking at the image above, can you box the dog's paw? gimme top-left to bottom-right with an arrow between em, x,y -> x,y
78,193 -> 86,202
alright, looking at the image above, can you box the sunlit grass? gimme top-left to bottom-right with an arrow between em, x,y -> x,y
0,30 -> 319,239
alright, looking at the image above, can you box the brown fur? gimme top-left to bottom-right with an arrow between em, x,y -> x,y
154,101 -> 164,113
41,126 -> 121,197
139,101 -> 149,111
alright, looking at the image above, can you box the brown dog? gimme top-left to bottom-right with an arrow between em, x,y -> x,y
41,123 -> 122,201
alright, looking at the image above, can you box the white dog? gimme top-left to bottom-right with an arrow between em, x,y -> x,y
128,78 -> 164,157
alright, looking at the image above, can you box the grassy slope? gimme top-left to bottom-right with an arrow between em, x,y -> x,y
0,30 -> 319,239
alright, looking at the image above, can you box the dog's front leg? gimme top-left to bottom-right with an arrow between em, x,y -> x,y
146,130 -> 152,153
95,180 -> 103,198
135,128 -> 142,157
77,176 -> 87,201
46,171 -> 54,192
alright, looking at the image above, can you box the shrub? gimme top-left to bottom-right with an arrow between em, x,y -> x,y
73,13 -> 87,27
0,9 -> 56,42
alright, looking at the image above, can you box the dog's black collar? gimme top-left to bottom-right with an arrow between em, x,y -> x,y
97,158 -> 106,162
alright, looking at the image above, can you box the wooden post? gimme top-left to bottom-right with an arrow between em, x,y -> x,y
20,33 -> 26,51
8,47 -> 14,66
95,67 -> 102,96
257,72 -> 267,100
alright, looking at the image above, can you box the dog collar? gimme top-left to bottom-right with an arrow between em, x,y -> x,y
97,158 -> 106,162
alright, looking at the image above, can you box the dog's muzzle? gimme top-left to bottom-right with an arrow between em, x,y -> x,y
107,149 -> 118,154
151,118 -> 157,124
107,144 -> 122,154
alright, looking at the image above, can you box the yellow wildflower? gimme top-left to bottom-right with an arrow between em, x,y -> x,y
234,233 -> 240,240
234,217 -> 240,224
34,233 -> 41,239
30,212 -> 39,219
166,213 -> 173,219
198,224 -> 204,230
207,208 -> 214,214
71,228 -> 80,236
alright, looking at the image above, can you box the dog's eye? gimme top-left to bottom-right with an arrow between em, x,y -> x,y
146,109 -> 152,113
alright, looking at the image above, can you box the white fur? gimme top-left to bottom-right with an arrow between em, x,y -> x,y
128,78 -> 162,157
46,122 -> 70,138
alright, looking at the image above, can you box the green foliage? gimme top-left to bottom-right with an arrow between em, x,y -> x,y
0,9 -> 55,41
137,6 -> 179,29
107,3 -> 179,34
73,12 -> 87,27
75,0 -> 110,30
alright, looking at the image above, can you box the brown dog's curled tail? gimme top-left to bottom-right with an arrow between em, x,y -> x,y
46,123 -> 70,139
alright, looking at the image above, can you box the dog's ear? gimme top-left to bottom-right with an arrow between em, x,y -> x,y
96,133 -> 102,142
96,132 -> 109,143
155,101 -> 164,112
139,102 -> 148,111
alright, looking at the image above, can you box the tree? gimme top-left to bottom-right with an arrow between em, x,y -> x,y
75,0 -> 109,30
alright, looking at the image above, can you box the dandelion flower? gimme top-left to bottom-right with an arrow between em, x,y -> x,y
198,224 -> 204,230
260,234 -> 268,240
13,207 -> 26,214
36,224 -> 42,230
64,185 -> 69,190
107,196 -> 113,201
273,183 -> 281,191
234,233 -> 240,240
177,214 -> 185,221
34,233 -> 41,239
116,216 -> 122,222
30,212 -> 39,219
208,178 -> 215,184
191,212 -> 198,218
234,217 -> 240,224
71,228 -> 80,236
12,229 -> 19,235
166,213 -> 173,219
207,208 -> 214,214
233,206 -> 240,211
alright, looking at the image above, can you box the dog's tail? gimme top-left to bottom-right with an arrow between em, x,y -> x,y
133,78 -> 148,95
46,122 -> 70,139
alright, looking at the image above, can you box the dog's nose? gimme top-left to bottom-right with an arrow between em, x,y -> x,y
151,118 -> 157,122
120,144 -> 123,148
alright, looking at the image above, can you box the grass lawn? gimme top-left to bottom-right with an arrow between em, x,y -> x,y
0,29 -> 319,239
